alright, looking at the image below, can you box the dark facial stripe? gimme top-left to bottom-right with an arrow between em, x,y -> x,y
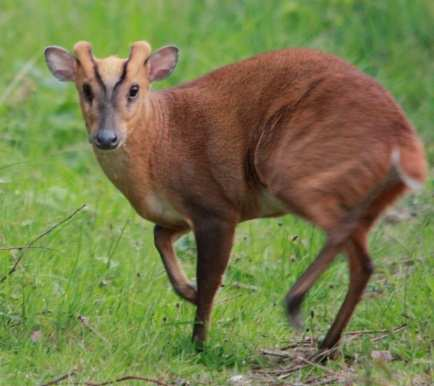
89,52 -> 107,95
113,59 -> 130,92
110,58 -> 130,104
93,64 -> 107,95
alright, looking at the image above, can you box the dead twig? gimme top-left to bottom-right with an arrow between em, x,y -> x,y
39,369 -> 79,386
258,324 -> 406,382
0,204 -> 86,283
297,355 -> 336,376
76,375 -> 169,386
260,349 -> 291,358
300,374 -> 342,385
277,364 -> 307,379
343,324 -> 406,345
225,281 -> 259,292
279,336 -> 316,350
40,371 -> 168,386
344,324 -> 406,337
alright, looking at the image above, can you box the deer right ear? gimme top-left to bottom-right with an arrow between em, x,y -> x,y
44,46 -> 76,81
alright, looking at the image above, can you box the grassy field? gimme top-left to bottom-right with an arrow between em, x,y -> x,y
0,1 -> 433,384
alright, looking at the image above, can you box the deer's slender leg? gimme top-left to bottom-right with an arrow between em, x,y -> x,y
286,237 -> 343,328
192,219 -> 235,348
319,234 -> 373,350
154,225 -> 197,304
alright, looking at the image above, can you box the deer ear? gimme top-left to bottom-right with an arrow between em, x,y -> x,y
146,46 -> 179,82
44,46 -> 76,81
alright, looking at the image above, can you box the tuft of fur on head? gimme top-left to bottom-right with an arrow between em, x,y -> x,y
127,41 -> 152,76
73,41 -> 95,76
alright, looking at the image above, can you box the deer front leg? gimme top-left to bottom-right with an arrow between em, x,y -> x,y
154,225 -> 197,304
192,219 -> 235,349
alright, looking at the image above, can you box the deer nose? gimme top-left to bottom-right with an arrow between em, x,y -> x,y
94,130 -> 119,150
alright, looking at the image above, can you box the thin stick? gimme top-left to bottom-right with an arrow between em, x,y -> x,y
39,369 -> 78,386
344,324 -> 406,344
297,356 -> 336,376
344,325 -> 405,337
279,336 -> 316,350
303,374 -> 341,385
370,326 -> 405,343
260,349 -> 291,358
0,204 -> 86,283
277,364 -> 308,379
226,281 -> 259,292
76,375 -> 169,386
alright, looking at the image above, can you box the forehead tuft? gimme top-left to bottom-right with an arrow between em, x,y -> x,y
95,56 -> 127,89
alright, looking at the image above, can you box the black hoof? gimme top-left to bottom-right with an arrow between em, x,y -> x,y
192,321 -> 206,352
285,293 -> 304,330
193,337 -> 205,353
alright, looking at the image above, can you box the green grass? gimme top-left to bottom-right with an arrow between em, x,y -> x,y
0,1 -> 433,384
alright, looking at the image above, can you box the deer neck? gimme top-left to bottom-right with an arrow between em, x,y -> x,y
93,93 -> 186,225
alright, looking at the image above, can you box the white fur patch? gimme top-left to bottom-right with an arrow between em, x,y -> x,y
144,191 -> 185,224
391,149 -> 423,191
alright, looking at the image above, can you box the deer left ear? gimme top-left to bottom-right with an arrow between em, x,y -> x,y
146,46 -> 179,82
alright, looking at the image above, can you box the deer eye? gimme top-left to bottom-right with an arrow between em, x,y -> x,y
82,83 -> 93,103
128,84 -> 140,100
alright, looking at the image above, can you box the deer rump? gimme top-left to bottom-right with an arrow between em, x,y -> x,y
253,71 -> 425,232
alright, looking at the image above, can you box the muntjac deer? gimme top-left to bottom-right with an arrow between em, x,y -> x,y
44,41 -> 427,353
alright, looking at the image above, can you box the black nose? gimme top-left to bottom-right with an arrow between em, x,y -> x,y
94,130 -> 119,150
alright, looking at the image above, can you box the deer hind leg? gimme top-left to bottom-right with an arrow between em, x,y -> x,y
285,192 -> 359,328
319,182 -> 407,350
286,179 -> 407,353
319,231 -> 372,351
285,217 -> 373,356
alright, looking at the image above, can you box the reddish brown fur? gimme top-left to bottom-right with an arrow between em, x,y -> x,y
44,42 -> 427,353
